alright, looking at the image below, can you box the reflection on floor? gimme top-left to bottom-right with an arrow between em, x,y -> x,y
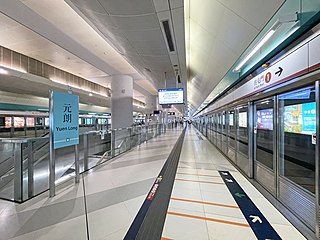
0,127 -> 182,240
161,126 -> 306,240
0,125 -> 308,240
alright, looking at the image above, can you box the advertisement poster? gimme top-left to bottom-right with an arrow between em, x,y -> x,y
229,114 -> 234,126
26,118 -> 35,127
5,117 -> 11,128
284,102 -> 316,135
14,117 -> 25,128
256,109 -> 273,130
239,112 -> 247,128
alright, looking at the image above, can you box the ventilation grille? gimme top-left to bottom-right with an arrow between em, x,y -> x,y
162,20 -> 175,52
0,46 -> 110,97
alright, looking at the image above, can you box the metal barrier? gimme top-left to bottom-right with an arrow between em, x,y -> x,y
0,123 -> 164,202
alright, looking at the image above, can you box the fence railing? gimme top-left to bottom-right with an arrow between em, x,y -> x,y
0,123 -> 165,202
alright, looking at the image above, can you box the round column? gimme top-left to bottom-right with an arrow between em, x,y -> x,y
111,75 -> 133,129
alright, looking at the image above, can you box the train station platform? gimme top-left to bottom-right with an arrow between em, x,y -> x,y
0,125 -> 307,240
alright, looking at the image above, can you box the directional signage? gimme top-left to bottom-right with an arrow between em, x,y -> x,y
218,171 -> 281,239
51,91 -> 79,149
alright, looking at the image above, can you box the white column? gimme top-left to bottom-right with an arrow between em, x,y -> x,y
145,95 -> 158,114
111,75 -> 133,129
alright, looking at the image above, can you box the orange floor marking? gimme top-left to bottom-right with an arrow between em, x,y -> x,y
170,197 -> 239,209
161,238 -> 173,240
178,166 -> 216,171
176,172 -> 221,178
175,178 -> 224,185
167,211 -> 249,228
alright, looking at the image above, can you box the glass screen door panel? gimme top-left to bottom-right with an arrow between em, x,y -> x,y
278,86 -> 316,194
236,105 -> 249,175
254,98 -> 276,195
255,99 -> 274,170
228,110 -> 236,161
217,113 -> 222,150
221,112 -> 228,154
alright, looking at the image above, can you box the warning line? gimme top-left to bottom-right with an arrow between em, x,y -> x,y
170,197 -> 239,209
176,172 -> 221,178
167,211 -> 250,228
175,178 -> 224,185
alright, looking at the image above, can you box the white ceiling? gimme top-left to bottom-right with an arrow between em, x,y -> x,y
0,0 -> 285,115
186,0 -> 284,113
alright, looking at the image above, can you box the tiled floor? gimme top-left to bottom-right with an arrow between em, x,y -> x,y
0,125 -> 309,240
161,125 -> 307,240
0,127 -> 182,240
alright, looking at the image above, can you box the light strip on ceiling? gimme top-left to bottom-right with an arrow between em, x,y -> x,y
50,77 -> 109,98
233,29 -> 276,72
0,64 -> 27,73
233,13 -> 298,72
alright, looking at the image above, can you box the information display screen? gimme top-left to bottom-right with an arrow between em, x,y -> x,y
239,112 -> 247,128
284,102 -> 316,135
257,109 -> 273,130
158,88 -> 184,105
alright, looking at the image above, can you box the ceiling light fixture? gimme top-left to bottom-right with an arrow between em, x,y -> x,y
0,64 -> 26,73
0,68 -> 8,75
233,14 -> 298,73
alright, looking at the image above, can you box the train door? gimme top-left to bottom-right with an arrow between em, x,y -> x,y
277,85 -> 316,230
253,97 -> 276,195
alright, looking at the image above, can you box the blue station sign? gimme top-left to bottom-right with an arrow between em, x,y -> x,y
52,91 -> 79,149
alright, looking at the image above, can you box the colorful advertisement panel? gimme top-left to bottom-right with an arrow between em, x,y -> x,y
5,117 -> 11,128
256,109 -> 273,130
26,117 -> 35,127
14,117 -> 25,128
284,102 -> 316,135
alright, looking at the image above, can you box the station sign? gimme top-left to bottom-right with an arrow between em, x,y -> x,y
51,91 -> 79,149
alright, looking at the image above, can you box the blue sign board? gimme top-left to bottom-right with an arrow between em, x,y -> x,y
52,91 -> 79,149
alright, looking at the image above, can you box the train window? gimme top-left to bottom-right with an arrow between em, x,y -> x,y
278,86 -> 315,193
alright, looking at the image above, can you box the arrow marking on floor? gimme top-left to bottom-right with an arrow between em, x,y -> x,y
218,171 -> 282,240
234,193 -> 245,198
250,215 -> 262,224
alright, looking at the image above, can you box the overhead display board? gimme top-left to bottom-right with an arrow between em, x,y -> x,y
158,88 -> 184,105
